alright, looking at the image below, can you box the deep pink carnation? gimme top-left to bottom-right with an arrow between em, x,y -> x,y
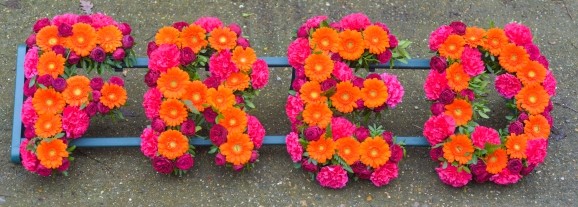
389,144 -> 404,163
57,159 -> 70,172
373,22 -> 391,34
304,126 -> 323,141
152,156 -> 174,174
251,59 -> 269,89
370,163 -> 399,187
36,164 -> 53,177
61,106 -> 90,139
352,161 -> 373,179
339,13 -> 371,31
33,18 -> 51,33
215,153 -> 226,166
89,13 -> 117,29
285,94 -> 304,124
84,102 -> 98,117
429,147 -> 443,161
504,22 -> 533,46
24,126 -> 36,139
423,115 -> 456,145
440,88 -> 456,104
353,126 -> 370,142
202,108 -> 217,124
180,47 -> 195,65
424,70 -> 449,100
203,76 -> 221,89
495,73 -> 522,99
149,44 -> 180,72
449,21 -> 467,35
144,70 -> 160,87
388,35 -> 399,48
26,34 -> 36,48
429,25 -> 454,51
247,115 -> 265,149
23,79 -> 37,97
507,158 -> 523,174
20,139 -> 39,172
543,71 -> 557,96
285,132 -> 303,163
470,162 -> 491,183
147,41 -> 159,56
291,77 -> 306,92
430,56 -> 447,73
460,89 -> 475,102
209,50 -> 238,81
194,17 -> 223,32
24,47 -> 39,79
58,23 -> 73,37
287,38 -> 311,69
435,164 -> 472,188
21,98 -> 37,127
380,73 -> 404,108
249,150 -> 259,163
461,47 -> 485,76
377,50 -> 393,64
109,76 -> 124,87
233,164 -> 244,172
298,15 -> 327,34
172,21 -> 189,31
490,168 -> 521,185
331,117 -> 355,140
52,13 -> 78,27
301,158 -> 318,172
68,51 -> 81,65
316,165 -> 349,189
112,48 -> 125,61
209,124 -> 228,146
524,43 -> 541,60
140,127 -> 158,159
332,61 -> 354,81
508,121 -> 524,135
537,55 -> 549,69
430,102 -> 445,116
237,37 -> 251,48
180,119 -> 196,136
151,118 -> 165,132
142,88 -> 163,119
117,22 -> 132,35
228,23 -> 242,36
526,139 -> 547,165
175,154 -> 194,170
470,126 -> 501,148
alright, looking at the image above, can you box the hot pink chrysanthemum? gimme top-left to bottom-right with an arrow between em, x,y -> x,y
317,165 -> 349,189
370,163 -> 399,187
300,15 -> 327,32
504,22 -> 533,46
285,94 -> 304,124
251,59 -> 269,90
435,164 -> 472,188
470,126 -> 501,148
20,139 -> 39,172
543,71 -> 557,96
331,117 -> 355,140
287,38 -> 311,69
423,114 -> 456,145
90,13 -> 117,29
24,47 -> 39,79
461,47 -> 485,76
142,88 -> 163,120
285,132 -> 303,163
21,97 -> 37,127
140,127 -> 159,159
149,44 -> 180,72
194,17 -> 223,32
424,70 -> 449,100
490,168 -> 522,185
332,61 -> 354,81
339,13 -> 371,31
62,106 -> 90,139
429,25 -> 454,51
209,50 -> 238,81
52,13 -> 78,27
247,115 -> 265,149
495,73 -> 522,99
526,139 -> 547,165
380,72 -> 404,108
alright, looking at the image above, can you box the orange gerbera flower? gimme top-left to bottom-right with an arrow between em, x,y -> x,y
444,99 -> 473,126
335,137 -> 361,165
439,34 -> 465,59
62,76 -> 92,107
310,27 -> 340,52
446,63 -> 470,92
524,115 -> 551,139
34,114 -> 62,138
506,133 -> 528,159
219,107 -> 248,134
36,139 -> 69,169
363,25 -> 390,54
155,26 -> 181,46
96,25 -> 123,53
156,67 -> 190,99
302,102 -> 332,128
360,136 -> 391,169
219,132 -> 254,165
338,29 -> 365,60
499,44 -> 530,73
331,81 -> 361,113
225,72 -> 250,91
485,149 -> 507,174
515,84 -> 549,115
306,137 -> 336,164
484,28 -> 508,56
517,61 -> 547,86
159,99 -> 188,126
206,85 -> 236,112
299,81 -> 326,104
157,129 -> 189,160
180,24 -> 208,53
32,88 -> 65,115
66,23 -> 97,56
361,78 -> 388,108
442,134 -> 474,165
231,47 -> 257,72
304,53 -> 334,82
182,80 -> 208,112
208,27 -> 237,51
463,27 -> 486,48
37,51 -> 66,79
36,25 -> 62,51
100,83 -> 127,109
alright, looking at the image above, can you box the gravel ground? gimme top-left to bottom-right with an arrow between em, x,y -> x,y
0,0 -> 576,206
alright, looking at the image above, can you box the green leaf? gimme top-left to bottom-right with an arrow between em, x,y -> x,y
333,155 -> 353,173
29,76 -> 37,87
442,161 -> 448,169
478,111 -> 489,119
67,145 -> 77,152
484,143 -> 501,154
195,126 -> 202,132
288,90 -> 296,96
54,132 -> 65,139
241,13 -> 254,17
245,100 -> 255,109
183,100 -> 200,114
208,145 -> 219,154
293,162 -> 302,169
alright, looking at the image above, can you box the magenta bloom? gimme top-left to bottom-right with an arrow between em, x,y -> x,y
332,61 -> 354,81
149,44 -> 180,72
122,35 -> 134,49
490,168 -> 521,185
524,43 -> 541,60
21,98 -> 37,127
388,35 -> 399,48
354,126 -> 370,142
33,18 -> 51,33
430,56 -> 447,73
52,13 -> 78,27
151,118 -> 165,132
508,121 -> 524,135
247,115 -> 265,149
52,77 -> 67,92
431,102 -> 445,116
377,50 -> 393,64
249,150 -> 259,163
304,126 -> 324,141
504,22 -> 533,46
526,139 -> 547,165
429,25 -> 454,51
285,94 -> 304,124
389,144 -> 404,163
37,74 -> 53,88
194,17 -> 223,32
370,163 -> 399,187
543,71 -> 557,96
23,79 -> 37,97
202,108 -> 217,124
301,158 -> 318,172
147,42 -> 159,56
228,23 -> 242,36
461,47 -> 485,76
298,15 -> 327,35
203,76 -> 221,89
380,72 -> 404,108
180,119 -> 196,136
373,22 -> 391,34
215,153 -> 226,166
424,70 -> 449,100
20,139 -> 39,172
36,164 -> 53,177
144,70 -> 160,87
89,13 -> 117,29
77,15 -> 92,24
316,165 -> 349,189
429,147 -> 443,161
142,88 -> 163,119
58,23 -> 73,37
209,124 -> 228,146
172,21 -> 188,31
233,164 -> 244,172
118,22 -> 132,35
470,162 -> 491,183
470,126 -> 501,148
24,47 -> 39,79
180,47 -> 195,66
449,21 -> 467,35
339,13 -> 371,31
321,78 -> 337,91
287,38 -> 311,69
507,159 -> 523,174
209,50 -> 238,81
495,73 -> 522,99
435,164 -> 472,188
140,127 -> 159,159
62,106 -> 90,139
68,51 -> 81,65
176,154 -> 194,170
352,161 -> 373,179
112,48 -> 125,61
89,46 -> 106,63
423,114 -> 456,145
331,117 -> 355,140
26,34 -> 36,48
251,59 -> 269,89
152,156 -> 174,174
285,132 -> 303,163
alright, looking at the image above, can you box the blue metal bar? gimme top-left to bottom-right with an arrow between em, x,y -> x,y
11,45 -> 27,163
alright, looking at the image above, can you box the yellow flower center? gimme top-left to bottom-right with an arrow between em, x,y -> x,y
46,99 -> 53,106
233,144 -> 242,153
529,96 -> 537,103
44,122 -> 52,129
73,88 -> 82,96
372,37 -> 379,43
77,37 -> 85,43
314,65 -> 322,72
219,36 -> 227,43
510,55 -> 517,61
449,45 -> 456,51
49,149 -> 56,157
469,36 -> 476,41
108,93 -> 116,100
170,109 -> 177,116
533,125 -> 540,133
192,94 -> 201,101
48,63 -> 55,70
318,145 -> 325,151
370,148 -> 379,158
528,71 -> 536,78
216,97 -> 223,103
230,77 -> 239,84
321,39 -> 329,47
454,109 -> 463,116
489,156 -> 497,163
170,81 -> 178,88
341,93 -> 350,101
229,118 -> 237,126
192,37 -> 198,43
169,141 -> 177,148
49,38 -> 57,45
347,41 -> 354,49
344,148 -> 351,155
492,39 -> 499,45
455,75 -> 461,81
313,112 -> 321,119
455,146 -> 462,153
240,57 -> 247,63
514,144 -> 520,151
369,91 -> 377,97
310,92 -> 319,99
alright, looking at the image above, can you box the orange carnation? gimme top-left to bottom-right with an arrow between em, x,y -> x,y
361,78 -> 388,108
517,61 -> 547,86
336,137 -> 361,165
156,67 -> 190,99
36,139 -> 69,169
159,99 -> 188,126
225,72 -> 250,91
66,23 -> 97,56
62,76 -> 92,107
338,29 -> 365,60
32,88 -> 65,115
100,83 -> 127,109
331,81 -> 361,113
310,27 -> 340,52
485,149 -> 508,174
506,133 -> 528,159
37,51 -> 66,79
359,136 -> 391,169
363,25 -> 390,54
446,63 -> 470,92
155,26 -> 181,46
96,25 -> 123,53
442,134 -> 474,165
180,24 -> 208,53
299,81 -> 326,104
36,25 -> 62,51
219,107 -> 248,134
463,27 -> 486,48
499,44 -> 530,73
208,27 -> 237,51
302,102 -> 332,128
206,85 -> 235,112
34,114 -> 62,139
484,28 -> 508,56
231,47 -> 257,72
515,84 -> 549,115
157,129 -> 189,160
182,80 -> 208,112
306,137 -> 336,164
219,132 -> 254,165
444,99 -> 473,126
439,34 -> 465,59
524,115 -> 551,139
304,53 -> 334,82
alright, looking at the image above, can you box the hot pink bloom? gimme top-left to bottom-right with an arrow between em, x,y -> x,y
142,88 -> 163,120
285,94 -> 304,124
435,164 -> 472,188
287,38 -> 311,69
470,126 -> 501,148
194,17 -> 223,32
524,43 -> 541,60
175,154 -> 194,170
285,132 -> 303,163
429,25 -> 454,51
247,115 -> 265,149
149,44 -> 180,72
543,71 -> 557,96
331,117 -> 355,140
20,139 -> 39,172
380,73 -> 404,108
24,47 -> 39,79
370,163 -> 399,187
90,13 -> 117,29
490,168 -> 521,185
424,70 -> 449,100
461,47 -> 485,76
209,50 -> 238,81
339,13 -> 371,31
298,16 -> 328,35
251,59 -> 269,89
21,97 -> 37,127
317,165 -> 349,189
52,13 -> 78,27
62,106 -> 90,139
140,127 -> 159,159
526,139 -> 547,165
495,73 -> 522,99
423,114 -> 456,146
332,61 -> 354,81
504,22 -> 533,46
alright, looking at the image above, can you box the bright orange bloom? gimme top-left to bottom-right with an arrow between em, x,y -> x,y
310,27 -> 340,52
485,149 -> 507,174
100,83 -> 127,109
444,99 -> 473,126
363,25 -> 390,54
96,25 -> 123,53
180,24 -> 208,53
32,88 -> 65,115
299,81 -> 326,104
307,137 -> 336,164
182,80 -> 208,112
157,129 -> 189,160
208,27 -> 237,51
360,136 -> 391,169
338,29 -> 365,60
524,115 -> 551,139
439,34 -> 465,59
155,26 -> 181,46
463,27 -> 486,48
66,23 -> 97,56
206,85 -> 236,112
446,63 -> 470,92
302,102 -> 332,128
304,53 -> 334,82
484,28 -> 508,56
231,47 -> 257,72
225,72 -> 250,91
517,61 -> 547,86
62,76 -> 92,107
219,132 -> 254,165
506,133 -> 528,159
36,139 -> 69,169
219,107 -> 248,134
37,51 -> 66,79
331,81 -> 361,113
36,26 -> 62,51
442,134 -> 474,165
515,84 -> 549,115
335,137 -> 361,165
499,44 -> 530,73
34,114 -> 62,138
159,99 -> 188,126
156,67 -> 190,99
361,78 -> 388,108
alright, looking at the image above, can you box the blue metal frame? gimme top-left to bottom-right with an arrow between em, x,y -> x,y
10,44 -> 430,163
